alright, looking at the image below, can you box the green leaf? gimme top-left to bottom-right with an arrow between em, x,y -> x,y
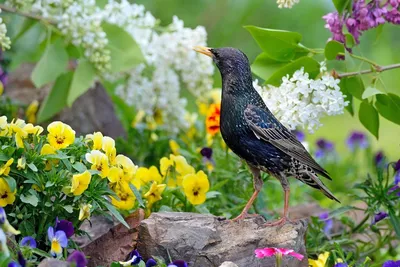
245,26 -> 307,62
63,205 -> 74,213
339,81 -> 354,116
20,193 -> 39,207
251,53 -> 287,80
324,41 -> 345,60
110,262 -> 121,267
375,93 -> 400,126
333,0 -> 352,14
129,183 -> 144,208
103,22 -> 145,73
389,207 -> 400,238
31,39 -> 68,88
362,87 -> 384,99
359,101 -> 379,139
325,206 -> 359,219
3,177 -> 16,192
265,56 -> 320,86
138,261 -> 146,267
67,59 -> 96,106
37,71 -> 74,123
72,162 -> 87,173
339,76 -> 365,100
103,201 -> 130,229
345,33 -> 356,48
206,191 -> 221,199
27,163 -> 38,172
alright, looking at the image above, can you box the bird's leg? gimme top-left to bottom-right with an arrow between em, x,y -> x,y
232,166 -> 262,222
264,175 -> 292,227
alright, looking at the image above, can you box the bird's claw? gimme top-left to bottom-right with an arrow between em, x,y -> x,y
230,212 -> 259,223
263,216 -> 293,227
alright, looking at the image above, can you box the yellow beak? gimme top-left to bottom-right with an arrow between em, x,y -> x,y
193,46 -> 213,57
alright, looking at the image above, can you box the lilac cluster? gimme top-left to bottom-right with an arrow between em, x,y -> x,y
323,0 -> 400,45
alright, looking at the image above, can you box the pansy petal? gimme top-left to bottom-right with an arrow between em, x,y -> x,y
47,226 -> 54,240
55,230 -> 68,247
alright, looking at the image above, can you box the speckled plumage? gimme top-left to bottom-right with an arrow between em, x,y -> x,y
211,47 -> 339,204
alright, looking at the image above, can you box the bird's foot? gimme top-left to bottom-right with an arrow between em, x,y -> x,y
230,212 -> 259,223
263,216 -> 293,227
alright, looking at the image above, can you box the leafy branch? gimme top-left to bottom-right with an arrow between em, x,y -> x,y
333,63 -> 400,79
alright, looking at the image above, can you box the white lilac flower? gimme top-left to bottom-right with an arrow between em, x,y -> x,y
0,10 -> 11,50
253,65 -> 348,133
276,0 -> 300,8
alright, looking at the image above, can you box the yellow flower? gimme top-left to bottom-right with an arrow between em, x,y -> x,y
17,157 -> 26,170
182,171 -> 210,205
0,81 -> 3,96
6,119 -> 27,148
160,155 -> 195,188
115,155 -> 137,181
160,157 -> 173,176
85,150 -> 109,178
0,116 -> 7,134
0,178 -> 16,207
71,170 -> 91,196
136,166 -> 163,184
169,140 -> 180,155
0,159 -> 14,176
23,123 -> 43,135
79,203 -> 92,221
205,103 -> 221,136
309,252 -> 330,267
86,132 -> 103,150
144,182 -> 166,206
131,110 -> 146,128
40,144 -> 58,170
25,100 -> 39,124
47,121 -> 75,150
102,136 -> 116,166
111,182 -> 136,210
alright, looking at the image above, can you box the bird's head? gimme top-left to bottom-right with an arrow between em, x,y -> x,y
194,46 -> 253,90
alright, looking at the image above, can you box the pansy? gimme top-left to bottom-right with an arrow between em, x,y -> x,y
255,247 -> 304,261
8,251 -> 26,267
40,144 -> 58,170
136,166 -> 163,184
67,250 -> 88,267
47,121 -> 75,150
86,132 -> 103,150
319,212 -> 333,235
23,123 -> 43,136
85,150 -> 110,178
146,258 -> 157,267
168,260 -> 188,267
182,170 -> 210,205
0,228 -> 9,257
17,157 -> 26,170
309,252 -> 329,267
111,182 -> 136,210
383,260 -> 400,267
71,170 -> 92,196
0,159 -> 14,176
205,103 -> 221,136
200,147 -> 215,172
79,203 -> 92,221
346,131 -> 368,151
169,139 -> 180,155
115,154 -> 138,180
102,136 -> 117,166
6,119 -> 27,148
315,139 -> 335,159
0,178 -> 16,207
372,211 -> 388,225
119,249 -> 142,266
334,263 -> 348,267
55,218 -> 74,238
20,236 -> 37,248
25,100 -> 39,124
375,151 -> 385,167
170,155 -> 195,187
144,182 -> 166,207
47,226 -> 68,256
0,207 -> 20,235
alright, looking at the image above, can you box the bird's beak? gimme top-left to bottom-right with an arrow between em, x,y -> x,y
193,46 -> 213,57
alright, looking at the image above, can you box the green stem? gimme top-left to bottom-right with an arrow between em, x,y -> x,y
351,215 -> 369,234
338,52 -> 379,67
276,253 -> 282,267
0,4 -> 53,23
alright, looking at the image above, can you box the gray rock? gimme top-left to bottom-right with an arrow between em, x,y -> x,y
138,212 -> 308,267
38,259 -> 70,267
219,261 -> 239,267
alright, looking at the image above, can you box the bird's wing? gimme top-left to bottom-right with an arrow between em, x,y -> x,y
244,104 -> 331,179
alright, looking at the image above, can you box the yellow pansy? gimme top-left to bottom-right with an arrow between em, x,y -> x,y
86,132 -> 103,150
0,178 -> 16,207
0,159 -> 14,176
79,203 -> 92,221
144,182 -> 166,206
25,100 -> 39,124
85,150 -> 109,178
115,155 -> 137,181
40,144 -> 58,170
136,166 -> 163,184
170,155 -> 195,187
108,167 -> 140,186
102,136 -> 116,166
70,170 -> 91,196
7,119 -> 27,148
23,123 -> 43,135
111,182 -> 136,210
309,252 -> 330,267
47,121 -> 75,150
17,157 -> 26,170
160,157 -> 173,176
169,140 -> 180,155
131,110 -> 146,128
182,171 -> 210,205
0,116 -> 7,135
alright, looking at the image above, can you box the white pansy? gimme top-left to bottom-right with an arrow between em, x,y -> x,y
253,65 -> 348,133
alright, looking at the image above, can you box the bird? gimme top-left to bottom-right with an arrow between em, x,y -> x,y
194,46 -> 340,226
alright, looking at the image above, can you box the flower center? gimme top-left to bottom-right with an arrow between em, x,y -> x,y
1,192 -> 8,199
55,135 -> 65,144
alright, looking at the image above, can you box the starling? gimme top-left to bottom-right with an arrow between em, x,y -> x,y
194,46 -> 340,226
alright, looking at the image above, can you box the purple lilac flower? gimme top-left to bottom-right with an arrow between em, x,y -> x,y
55,218 -> 74,238
315,139 -> 335,159
383,260 -> 400,267
146,258 -> 157,267
20,236 -> 37,248
334,263 -> 348,267
346,131 -> 368,151
67,250 -> 87,267
323,12 -> 346,43
372,211 -> 388,225
168,260 -> 188,267
319,212 -> 334,235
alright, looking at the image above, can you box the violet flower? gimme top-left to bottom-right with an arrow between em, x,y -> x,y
293,130 -> 305,142
20,236 -> 37,248
315,139 -> 335,159
146,258 -> 157,267
168,260 -> 188,267
346,131 -> 368,151
374,151 -> 385,167
383,260 -> 400,267
200,147 -> 215,171
334,263 -> 348,267
119,250 -> 142,266
319,212 -> 333,235
372,211 -> 388,225
55,218 -> 74,238
67,250 -> 88,267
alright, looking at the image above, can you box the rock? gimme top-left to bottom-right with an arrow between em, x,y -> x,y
219,261 -> 239,267
38,259 -> 70,267
138,212 -> 308,267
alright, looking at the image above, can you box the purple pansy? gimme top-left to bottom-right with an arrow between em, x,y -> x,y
383,260 -> 400,267
55,218 -> 74,238
334,263 -> 348,267
319,212 -> 334,235
200,147 -> 215,170
293,130 -> 305,142
67,250 -> 88,267
0,207 -> 6,224
20,236 -> 37,248
146,258 -> 157,267
372,211 -> 388,225
374,151 -> 385,167
346,131 -> 368,151
120,249 -> 142,265
168,260 -> 188,267
8,252 -> 26,267
315,139 -> 335,159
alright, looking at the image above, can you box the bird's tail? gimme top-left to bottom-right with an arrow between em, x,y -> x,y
297,170 -> 340,203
